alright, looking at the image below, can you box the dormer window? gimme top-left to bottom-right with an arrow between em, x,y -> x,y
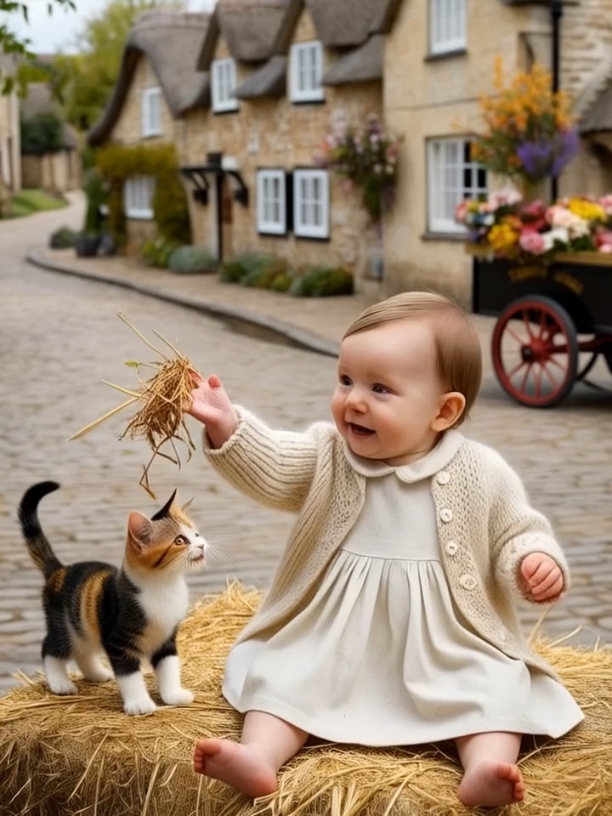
212,58 -> 239,113
430,0 -> 467,56
141,87 -> 162,137
289,41 -> 324,103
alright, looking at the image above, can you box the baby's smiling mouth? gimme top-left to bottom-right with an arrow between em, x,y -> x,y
348,422 -> 375,437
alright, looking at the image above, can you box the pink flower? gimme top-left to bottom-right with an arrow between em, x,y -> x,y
455,200 -> 470,223
599,195 -> 612,216
519,231 -> 547,255
600,244 -> 612,253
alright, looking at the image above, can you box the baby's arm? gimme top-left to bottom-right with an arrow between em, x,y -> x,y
489,453 -> 569,604
186,373 -> 320,513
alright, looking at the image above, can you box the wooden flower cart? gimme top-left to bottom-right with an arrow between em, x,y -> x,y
471,249 -> 612,407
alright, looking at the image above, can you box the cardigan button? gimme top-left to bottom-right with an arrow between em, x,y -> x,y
440,508 -> 453,523
459,573 -> 477,590
445,541 -> 458,556
436,470 -> 451,485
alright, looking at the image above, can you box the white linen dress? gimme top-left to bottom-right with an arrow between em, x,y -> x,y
223,433 -> 584,745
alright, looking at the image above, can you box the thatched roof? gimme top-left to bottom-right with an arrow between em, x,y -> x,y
322,34 -> 384,86
235,55 -> 287,98
197,0 -> 289,69
305,0 -> 381,48
88,11 -> 210,148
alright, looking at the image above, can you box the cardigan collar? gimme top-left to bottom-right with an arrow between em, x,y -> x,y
342,429 -> 465,483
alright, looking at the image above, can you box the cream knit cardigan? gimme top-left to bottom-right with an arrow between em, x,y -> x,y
204,407 -> 570,679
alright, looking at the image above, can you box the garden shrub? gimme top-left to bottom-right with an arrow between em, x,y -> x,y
242,257 -> 289,288
142,237 -> 184,268
49,226 -> 78,249
289,266 -> 354,297
270,270 -> 293,292
95,144 -> 191,247
167,245 -> 218,274
220,259 -> 247,283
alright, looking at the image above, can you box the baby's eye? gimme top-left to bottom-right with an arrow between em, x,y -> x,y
339,375 -> 352,386
372,383 -> 390,394
174,535 -> 188,545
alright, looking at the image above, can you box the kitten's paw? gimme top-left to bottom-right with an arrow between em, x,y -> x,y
162,687 -> 194,706
48,678 -> 78,695
82,666 -> 114,683
123,696 -> 157,716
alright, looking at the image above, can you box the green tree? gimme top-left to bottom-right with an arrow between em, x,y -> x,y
59,0 -> 183,132
20,110 -> 64,153
0,0 -> 75,93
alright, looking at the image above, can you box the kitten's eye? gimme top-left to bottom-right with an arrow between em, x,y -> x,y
174,535 -> 188,546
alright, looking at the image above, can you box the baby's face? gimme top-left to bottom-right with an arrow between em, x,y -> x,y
331,318 -> 450,465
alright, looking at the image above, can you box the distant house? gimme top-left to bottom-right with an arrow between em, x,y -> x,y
181,0 -> 395,295
88,10 -> 211,248
0,53 -> 22,207
91,0 -> 612,307
20,82 -> 81,195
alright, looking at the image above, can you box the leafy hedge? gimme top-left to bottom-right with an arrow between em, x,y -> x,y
220,254 -> 353,297
21,112 -> 65,154
167,246 -> 217,274
95,144 -> 191,247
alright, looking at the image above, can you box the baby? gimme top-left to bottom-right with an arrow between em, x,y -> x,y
187,291 -> 582,808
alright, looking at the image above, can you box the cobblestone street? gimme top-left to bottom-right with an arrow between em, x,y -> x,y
1,197 -> 611,693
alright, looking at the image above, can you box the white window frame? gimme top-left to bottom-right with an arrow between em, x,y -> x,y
289,41 -> 325,103
257,170 -> 287,236
124,176 -> 156,220
141,87 -> 162,137
427,138 -> 487,234
211,58 -> 239,113
430,0 -> 467,55
293,169 -> 329,240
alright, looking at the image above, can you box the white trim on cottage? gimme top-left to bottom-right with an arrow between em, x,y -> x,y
293,169 -> 329,239
427,137 -> 486,234
141,87 -> 162,137
212,58 -> 239,112
124,175 -> 156,219
290,41 -> 325,103
430,0 -> 467,55
257,169 -> 287,235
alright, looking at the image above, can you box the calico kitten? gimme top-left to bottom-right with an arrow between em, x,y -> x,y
18,481 -> 207,715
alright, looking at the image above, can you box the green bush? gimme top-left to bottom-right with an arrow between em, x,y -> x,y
142,237 -> 184,268
242,257 -> 289,288
167,245 -> 217,274
82,168 -> 106,234
21,111 -> 64,154
220,259 -> 247,283
49,226 -> 78,249
289,266 -> 354,297
270,271 -> 293,292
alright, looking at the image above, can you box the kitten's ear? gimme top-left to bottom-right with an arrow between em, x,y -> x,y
181,497 -> 194,514
127,511 -> 152,552
151,489 -> 177,521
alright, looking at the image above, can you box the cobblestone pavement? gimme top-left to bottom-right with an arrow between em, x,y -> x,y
1,196 -> 611,693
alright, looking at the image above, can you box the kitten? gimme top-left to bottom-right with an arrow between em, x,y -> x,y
18,481 -> 207,715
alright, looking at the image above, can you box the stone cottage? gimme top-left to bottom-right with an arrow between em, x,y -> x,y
88,10 -> 211,248
382,0 -> 612,306
179,0 -> 398,295
0,53 -> 22,211
20,82 -> 81,195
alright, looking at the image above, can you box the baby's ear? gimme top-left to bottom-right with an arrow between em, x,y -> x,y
127,511 -> 152,552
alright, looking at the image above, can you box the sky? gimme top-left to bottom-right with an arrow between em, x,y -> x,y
5,0 -> 217,54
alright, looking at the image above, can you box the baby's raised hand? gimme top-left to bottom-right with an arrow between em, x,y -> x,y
519,553 -> 564,603
186,371 -> 238,448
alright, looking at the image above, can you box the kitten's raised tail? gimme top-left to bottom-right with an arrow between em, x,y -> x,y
19,481 -> 63,578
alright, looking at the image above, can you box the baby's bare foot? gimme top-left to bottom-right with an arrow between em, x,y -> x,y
193,738 -> 278,798
457,761 -> 525,807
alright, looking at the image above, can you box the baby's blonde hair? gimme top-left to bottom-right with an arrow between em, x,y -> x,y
343,291 -> 482,427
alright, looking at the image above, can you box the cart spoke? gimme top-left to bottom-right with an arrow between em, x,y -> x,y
534,364 -> 543,398
522,311 -> 536,340
505,326 -> 525,346
520,363 -> 532,394
541,361 -> 559,388
507,360 -> 528,381
547,355 -> 566,372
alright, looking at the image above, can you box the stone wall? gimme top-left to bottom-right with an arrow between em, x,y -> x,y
180,6 -> 383,291
0,89 -> 21,194
561,0 -> 612,100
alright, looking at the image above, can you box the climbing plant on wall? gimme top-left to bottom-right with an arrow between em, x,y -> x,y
95,143 -> 191,246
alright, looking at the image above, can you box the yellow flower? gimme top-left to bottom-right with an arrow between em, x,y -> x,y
567,199 -> 606,222
488,223 -> 520,251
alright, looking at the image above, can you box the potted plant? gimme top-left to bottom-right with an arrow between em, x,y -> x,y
75,169 -> 106,258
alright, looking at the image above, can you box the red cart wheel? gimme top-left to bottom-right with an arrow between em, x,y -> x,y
491,296 -> 579,407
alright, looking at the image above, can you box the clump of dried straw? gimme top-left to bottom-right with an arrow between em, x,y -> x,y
1,583 -> 611,816
70,313 -> 198,497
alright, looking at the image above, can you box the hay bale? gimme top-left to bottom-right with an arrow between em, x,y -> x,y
1,583 -> 611,816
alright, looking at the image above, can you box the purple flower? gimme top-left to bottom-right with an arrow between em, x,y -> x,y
516,129 -> 580,181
